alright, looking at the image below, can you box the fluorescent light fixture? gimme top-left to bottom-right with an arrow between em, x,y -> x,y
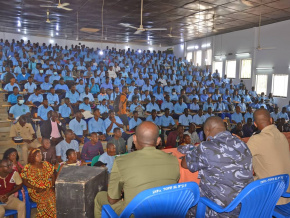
56,24 -> 59,31
201,43 -> 211,48
187,45 -> 199,50
138,49 -> 142,53
236,52 -> 250,56
22,37 -> 27,41
49,39 -> 54,44
17,20 -> 21,27
56,32 -> 59,36
256,67 -> 273,70
99,50 -> 103,55
215,55 -> 226,60
17,29 -> 20,32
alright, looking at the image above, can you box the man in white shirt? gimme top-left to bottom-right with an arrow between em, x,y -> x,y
184,123 -> 200,144
98,143 -> 116,173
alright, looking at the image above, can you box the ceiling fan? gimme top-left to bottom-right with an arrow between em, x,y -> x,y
119,0 -> 167,34
256,13 -> 276,51
46,10 -> 57,23
166,27 -> 182,38
40,0 -> 73,11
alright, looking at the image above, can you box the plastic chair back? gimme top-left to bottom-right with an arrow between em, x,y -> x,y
4,209 -> 17,218
102,182 -> 199,218
91,155 -> 101,166
196,174 -> 289,218
273,192 -> 290,218
19,185 -> 37,218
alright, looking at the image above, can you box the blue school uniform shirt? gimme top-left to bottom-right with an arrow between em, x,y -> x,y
76,84 -> 86,94
69,118 -> 87,135
173,102 -> 187,114
28,94 -> 43,103
55,84 -> 69,91
47,93 -> 59,105
231,112 -> 244,123
9,104 -> 30,118
97,104 -> 109,114
159,115 -> 175,127
7,94 -> 21,104
37,105 -> 53,120
66,91 -> 80,104
146,103 -> 160,112
104,116 -> 124,133
88,117 -> 106,134
79,103 -> 92,112
129,118 -> 142,130
59,104 -> 71,118
146,115 -> 160,126
4,83 -> 20,92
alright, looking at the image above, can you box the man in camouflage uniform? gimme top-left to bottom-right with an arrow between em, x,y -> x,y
180,116 -> 253,217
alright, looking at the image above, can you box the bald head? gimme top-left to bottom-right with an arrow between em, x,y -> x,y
133,121 -> 160,149
253,108 -> 271,130
204,116 -> 226,139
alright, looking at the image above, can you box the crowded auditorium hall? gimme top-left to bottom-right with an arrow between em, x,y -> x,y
0,0 -> 290,217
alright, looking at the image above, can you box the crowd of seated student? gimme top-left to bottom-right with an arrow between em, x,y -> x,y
1,38 -> 289,216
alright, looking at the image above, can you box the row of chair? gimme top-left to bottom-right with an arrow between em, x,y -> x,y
4,186 -> 37,218
102,174 -> 290,218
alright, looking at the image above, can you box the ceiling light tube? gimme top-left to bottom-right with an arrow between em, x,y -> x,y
187,45 -> 198,50
236,52 -> 250,56
215,55 -> 226,59
256,67 -> 273,70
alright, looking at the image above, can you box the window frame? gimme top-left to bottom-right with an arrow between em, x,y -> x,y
240,58 -> 252,79
255,74 -> 268,95
212,61 -> 223,76
194,50 -> 202,67
271,74 -> 289,98
225,60 -> 237,79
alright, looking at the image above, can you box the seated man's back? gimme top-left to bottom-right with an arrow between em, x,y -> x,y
112,146 -> 179,207
94,121 -> 180,216
247,108 -> 290,205
181,116 -> 253,217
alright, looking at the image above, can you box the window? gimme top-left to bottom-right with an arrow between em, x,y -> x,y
225,60 -> 236,78
205,49 -> 212,65
240,59 -> 252,79
186,52 -> 192,62
212,61 -> 223,76
255,74 -> 268,95
272,74 -> 289,97
194,50 -> 202,67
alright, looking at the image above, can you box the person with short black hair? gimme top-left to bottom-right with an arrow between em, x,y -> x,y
108,128 -> 126,154
56,129 -> 80,163
128,111 -> 142,131
0,159 -> 25,218
39,138 -> 57,164
97,143 -> 116,173
81,132 -> 104,161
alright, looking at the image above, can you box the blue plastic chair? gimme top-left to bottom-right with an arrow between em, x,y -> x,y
1,188 -> 25,218
196,174 -> 289,218
102,182 -> 200,218
4,209 -> 17,218
273,192 -> 290,218
19,185 -> 37,218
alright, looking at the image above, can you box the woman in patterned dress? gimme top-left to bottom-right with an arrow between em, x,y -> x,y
21,148 -> 56,218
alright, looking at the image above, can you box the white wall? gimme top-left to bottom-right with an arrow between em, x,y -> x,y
0,31 -> 169,52
181,19 -> 290,108
173,43 -> 185,59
